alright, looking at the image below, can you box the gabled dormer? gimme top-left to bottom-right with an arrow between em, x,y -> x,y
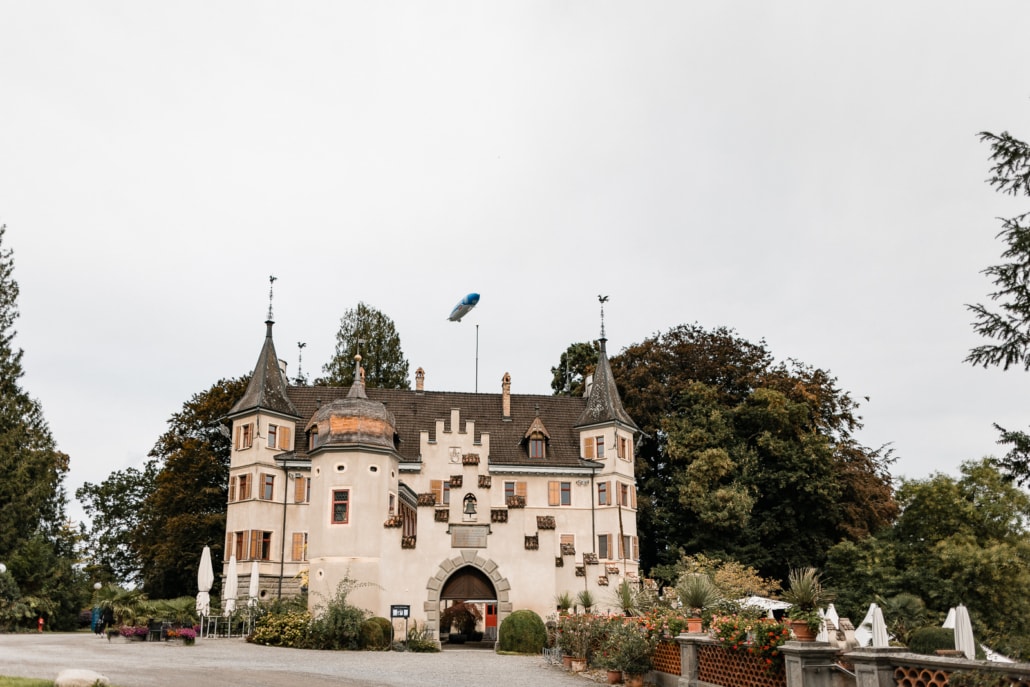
522,415 -> 550,460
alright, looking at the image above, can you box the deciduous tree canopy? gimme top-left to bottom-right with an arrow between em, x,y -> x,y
826,459 -> 1030,659
606,324 -> 897,581
133,376 -> 249,598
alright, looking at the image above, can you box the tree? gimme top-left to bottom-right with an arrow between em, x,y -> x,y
608,324 -> 897,580
0,225 -> 83,629
826,459 -> 1030,659
550,341 -> 598,396
966,130 -> 1030,484
77,460 -> 159,586
318,303 -> 410,389
133,376 -> 249,599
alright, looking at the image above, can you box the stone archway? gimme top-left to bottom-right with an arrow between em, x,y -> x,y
425,551 -> 511,642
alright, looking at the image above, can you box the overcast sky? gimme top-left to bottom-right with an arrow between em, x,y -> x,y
3,2 -> 1030,525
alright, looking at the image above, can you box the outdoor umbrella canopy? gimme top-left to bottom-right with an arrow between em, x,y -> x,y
196,546 -> 214,616
953,605 -> 976,660
871,605 -> 890,647
223,555 -> 238,616
824,603 -> 840,632
248,561 -> 260,607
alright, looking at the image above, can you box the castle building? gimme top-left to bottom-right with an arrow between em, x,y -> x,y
223,318 -> 640,640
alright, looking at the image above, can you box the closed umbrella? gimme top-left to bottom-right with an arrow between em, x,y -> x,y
223,555 -> 238,616
871,605 -> 889,647
953,605 -> 976,660
248,561 -> 260,607
816,609 -> 829,642
824,603 -> 840,632
196,546 -> 214,616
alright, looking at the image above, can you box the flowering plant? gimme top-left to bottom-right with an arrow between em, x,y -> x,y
640,608 -> 689,642
167,627 -> 197,640
118,625 -> 149,637
602,619 -> 658,675
710,615 -> 791,672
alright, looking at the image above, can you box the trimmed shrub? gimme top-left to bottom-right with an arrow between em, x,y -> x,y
908,626 -> 954,655
249,610 -> 312,648
498,609 -> 547,654
359,619 -> 385,650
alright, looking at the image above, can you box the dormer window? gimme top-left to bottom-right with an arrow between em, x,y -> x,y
523,415 -> 550,460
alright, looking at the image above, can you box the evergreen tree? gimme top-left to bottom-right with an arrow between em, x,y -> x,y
318,302 -> 410,389
0,225 -> 82,629
966,130 -> 1030,484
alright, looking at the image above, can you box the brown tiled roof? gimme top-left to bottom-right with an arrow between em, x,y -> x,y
285,385 -> 594,469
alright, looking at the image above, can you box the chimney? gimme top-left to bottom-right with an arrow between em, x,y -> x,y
502,372 -> 511,418
415,367 -> 425,392
278,359 -> 289,380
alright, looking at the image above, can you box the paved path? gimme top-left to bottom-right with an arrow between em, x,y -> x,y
0,633 -> 594,687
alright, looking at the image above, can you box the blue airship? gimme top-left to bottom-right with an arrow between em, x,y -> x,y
448,293 -> 480,322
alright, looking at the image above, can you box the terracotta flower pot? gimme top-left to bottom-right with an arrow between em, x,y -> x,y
687,617 -> 703,633
790,620 -> 816,642
624,673 -> 644,687
570,657 -> 587,672
607,669 -> 623,684
562,655 -> 573,669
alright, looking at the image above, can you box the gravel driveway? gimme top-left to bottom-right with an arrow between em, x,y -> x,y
0,633 -> 593,687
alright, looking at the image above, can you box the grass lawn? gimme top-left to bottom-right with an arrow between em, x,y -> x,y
0,678 -> 53,687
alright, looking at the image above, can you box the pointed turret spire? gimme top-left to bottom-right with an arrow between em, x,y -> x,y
575,296 -> 637,430
227,279 -> 299,419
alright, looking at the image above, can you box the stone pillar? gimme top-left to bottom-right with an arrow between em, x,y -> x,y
846,648 -> 907,687
674,633 -> 708,687
780,641 -> 842,687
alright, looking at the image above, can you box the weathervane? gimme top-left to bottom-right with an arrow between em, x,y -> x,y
267,275 -> 277,321
598,295 -> 609,339
297,342 -> 307,384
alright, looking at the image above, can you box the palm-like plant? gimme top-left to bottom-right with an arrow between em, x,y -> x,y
576,589 -> 595,613
150,596 -> 199,626
782,567 -> 831,634
555,590 -> 574,614
611,579 -> 638,616
676,573 -> 721,616
96,585 -> 149,626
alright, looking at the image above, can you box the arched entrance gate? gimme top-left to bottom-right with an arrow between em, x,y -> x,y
426,555 -> 510,644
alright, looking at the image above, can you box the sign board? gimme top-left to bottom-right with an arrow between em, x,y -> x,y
391,604 -> 410,619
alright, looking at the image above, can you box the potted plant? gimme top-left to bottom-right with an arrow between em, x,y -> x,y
610,579 -> 638,617
781,567 -> 829,641
557,613 -> 592,671
577,589 -> 595,614
603,620 -> 656,687
555,590 -> 574,615
675,573 -> 721,632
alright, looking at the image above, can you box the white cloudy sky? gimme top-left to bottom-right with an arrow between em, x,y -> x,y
3,2 -> 1030,524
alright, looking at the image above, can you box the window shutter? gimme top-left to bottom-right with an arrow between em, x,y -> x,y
229,477 -> 237,502
548,481 -> 560,506
516,481 -> 527,498
431,480 -> 442,503
226,533 -> 233,556
618,535 -> 625,559
291,533 -> 304,561
279,426 -> 292,450
249,530 -> 260,560
632,536 -> 639,561
631,485 -> 637,509
294,476 -> 306,503
234,426 -> 242,450
584,437 -> 595,459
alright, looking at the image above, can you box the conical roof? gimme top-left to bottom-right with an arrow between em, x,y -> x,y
228,320 -> 299,419
575,338 -> 637,430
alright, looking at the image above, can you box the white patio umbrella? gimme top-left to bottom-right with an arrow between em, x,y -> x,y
854,603 -> 876,647
824,603 -> 840,632
248,561 -> 260,607
953,605 -> 976,660
871,605 -> 890,647
223,555 -> 238,616
196,546 -> 214,616
816,609 -> 829,642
